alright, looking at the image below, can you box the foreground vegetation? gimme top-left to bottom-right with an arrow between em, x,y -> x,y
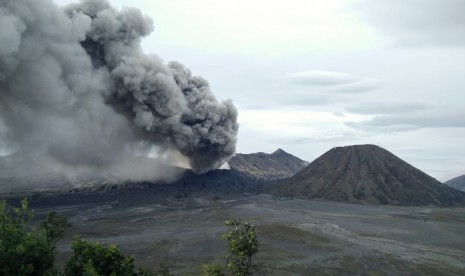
0,199 -> 262,275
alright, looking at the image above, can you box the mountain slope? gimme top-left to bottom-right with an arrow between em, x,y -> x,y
229,149 -> 308,180
445,175 -> 465,192
274,145 -> 465,206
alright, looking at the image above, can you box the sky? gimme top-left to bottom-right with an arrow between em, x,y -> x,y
52,0 -> 465,182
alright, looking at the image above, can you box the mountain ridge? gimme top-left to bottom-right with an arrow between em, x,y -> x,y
445,175 -> 465,192
274,144 -> 465,206
3,145 -> 465,207
228,148 -> 308,180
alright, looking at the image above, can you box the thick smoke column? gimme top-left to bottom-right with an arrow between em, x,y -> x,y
0,0 -> 238,175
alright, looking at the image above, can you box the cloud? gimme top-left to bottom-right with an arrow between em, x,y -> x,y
346,101 -> 432,115
279,93 -> 334,107
345,107 -> 465,132
270,133 -> 359,145
132,0 -> 379,55
356,0 -> 465,47
328,78 -> 383,94
283,70 -> 383,94
284,70 -> 359,86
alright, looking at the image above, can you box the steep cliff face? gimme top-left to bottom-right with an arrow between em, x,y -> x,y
229,149 -> 308,180
275,145 -> 465,206
445,175 -> 465,192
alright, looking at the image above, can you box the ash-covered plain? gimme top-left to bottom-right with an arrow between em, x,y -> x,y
25,193 -> 465,275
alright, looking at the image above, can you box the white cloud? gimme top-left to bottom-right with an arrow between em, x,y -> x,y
345,107 -> 465,132
327,78 -> 383,93
283,70 -> 383,94
356,0 -> 465,47
270,132 -> 360,145
284,70 -> 359,85
133,0 -> 381,55
346,101 -> 432,115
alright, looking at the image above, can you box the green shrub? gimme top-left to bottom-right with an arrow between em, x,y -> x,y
64,238 -> 137,276
223,219 -> 263,276
0,199 -> 65,275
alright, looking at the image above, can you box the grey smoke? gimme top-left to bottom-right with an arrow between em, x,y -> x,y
0,0 -> 238,183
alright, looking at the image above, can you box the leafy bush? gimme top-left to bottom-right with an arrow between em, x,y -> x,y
0,199 -> 66,275
64,238 -> 137,275
223,219 -> 263,276
203,264 -> 225,276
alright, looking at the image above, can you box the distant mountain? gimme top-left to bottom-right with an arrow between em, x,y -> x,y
229,149 -> 308,180
445,175 -> 465,192
274,145 -> 465,206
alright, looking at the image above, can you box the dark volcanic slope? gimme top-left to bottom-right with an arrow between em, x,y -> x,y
445,175 -> 465,192
229,149 -> 308,180
2,167 -> 264,206
275,145 -> 465,206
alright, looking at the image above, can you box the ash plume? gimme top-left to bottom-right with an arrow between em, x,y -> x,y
0,0 -> 238,185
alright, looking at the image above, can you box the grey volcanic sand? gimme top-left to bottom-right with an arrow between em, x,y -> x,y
31,195 -> 465,275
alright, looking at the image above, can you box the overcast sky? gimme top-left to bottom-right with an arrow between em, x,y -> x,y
53,0 -> 465,181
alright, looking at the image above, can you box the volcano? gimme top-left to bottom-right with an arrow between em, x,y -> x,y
445,175 -> 465,192
275,145 -> 465,206
229,149 -> 308,180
